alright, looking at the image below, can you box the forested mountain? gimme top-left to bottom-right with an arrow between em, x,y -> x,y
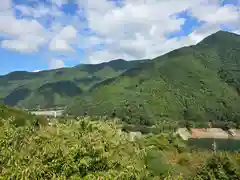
0,59 -> 147,108
1,31 -> 240,179
67,31 -> 240,127
1,31 -> 240,127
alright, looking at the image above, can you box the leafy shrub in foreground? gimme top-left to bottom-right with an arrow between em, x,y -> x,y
0,118 -> 149,179
0,116 -> 239,179
193,153 -> 240,180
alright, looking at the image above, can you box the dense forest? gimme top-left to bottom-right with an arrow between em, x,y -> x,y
1,31 -> 240,129
0,106 -> 240,179
67,31 -> 240,128
0,59 -> 147,108
1,31 -> 240,179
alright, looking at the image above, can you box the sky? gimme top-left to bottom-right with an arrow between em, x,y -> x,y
0,0 -> 239,75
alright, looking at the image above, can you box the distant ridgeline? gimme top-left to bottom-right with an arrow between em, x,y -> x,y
0,59 -> 147,109
1,31 -> 240,127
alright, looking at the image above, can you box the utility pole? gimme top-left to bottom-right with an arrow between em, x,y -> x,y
209,121 -> 217,154
213,139 -> 217,154
53,111 -> 57,118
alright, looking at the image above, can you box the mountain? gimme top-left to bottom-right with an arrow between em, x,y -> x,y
67,31 -> 240,127
1,31 -> 240,127
0,59 -> 148,109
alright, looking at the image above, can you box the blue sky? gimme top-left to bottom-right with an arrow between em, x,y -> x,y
0,0 -> 239,75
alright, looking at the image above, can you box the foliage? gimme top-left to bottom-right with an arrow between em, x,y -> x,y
1,31 -> 240,127
0,59 -> 147,109
1,31 -> 240,179
0,117 -> 170,179
0,104 -> 47,127
193,153 -> 240,180
0,116 -> 239,179
67,31 -> 240,127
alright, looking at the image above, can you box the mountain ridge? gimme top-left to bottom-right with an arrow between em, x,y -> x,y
67,31 -> 240,127
0,58 -> 148,108
1,30 -> 240,128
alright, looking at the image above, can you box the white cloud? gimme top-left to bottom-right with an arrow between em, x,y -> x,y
2,40 -> 33,53
85,0 -> 191,37
0,5 -> 75,54
49,25 -> 77,52
190,3 -> 239,24
49,59 -> 65,69
188,23 -> 221,43
0,15 -> 45,37
0,0 -> 11,10
77,0 -> 240,63
88,50 -> 134,64
0,0 -> 239,67
53,0 -> 68,7
33,69 -> 41,72
88,33 -> 199,63
57,25 -> 78,41
0,10 -> 49,53
78,0 -> 195,63
49,39 -> 74,52
1,34 -> 47,53
234,29 -> 240,35
0,1 -> 63,54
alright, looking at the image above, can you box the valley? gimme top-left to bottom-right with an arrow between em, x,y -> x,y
1,0 -> 240,179
2,31 -> 239,129
1,30 -> 240,179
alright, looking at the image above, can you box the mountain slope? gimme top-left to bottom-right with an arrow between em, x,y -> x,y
0,103 -> 47,126
67,31 -> 240,126
0,59 -> 147,109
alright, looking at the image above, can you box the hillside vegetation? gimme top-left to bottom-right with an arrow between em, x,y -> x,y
1,116 -> 239,179
67,31 -> 240,127
1,31 -> 240,127
0,59 -> 147,108
0,103 -> 47,127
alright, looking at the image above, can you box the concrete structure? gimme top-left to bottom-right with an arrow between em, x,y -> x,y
191,128 -> 229,139
229,129 -> 240,140
176,128 -> 240,152
30,110 -> 64,118
175,128 -> 192,140
176,128 -> 240,140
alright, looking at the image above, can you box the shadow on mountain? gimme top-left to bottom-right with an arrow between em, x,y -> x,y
38,81 -> 82,97
4,87 -> 31,106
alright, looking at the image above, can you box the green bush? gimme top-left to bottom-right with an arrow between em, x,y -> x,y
194,153 -> 240,180
0,115 -> 239,179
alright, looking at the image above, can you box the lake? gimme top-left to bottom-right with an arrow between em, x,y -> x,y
187,138 -> 240,152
